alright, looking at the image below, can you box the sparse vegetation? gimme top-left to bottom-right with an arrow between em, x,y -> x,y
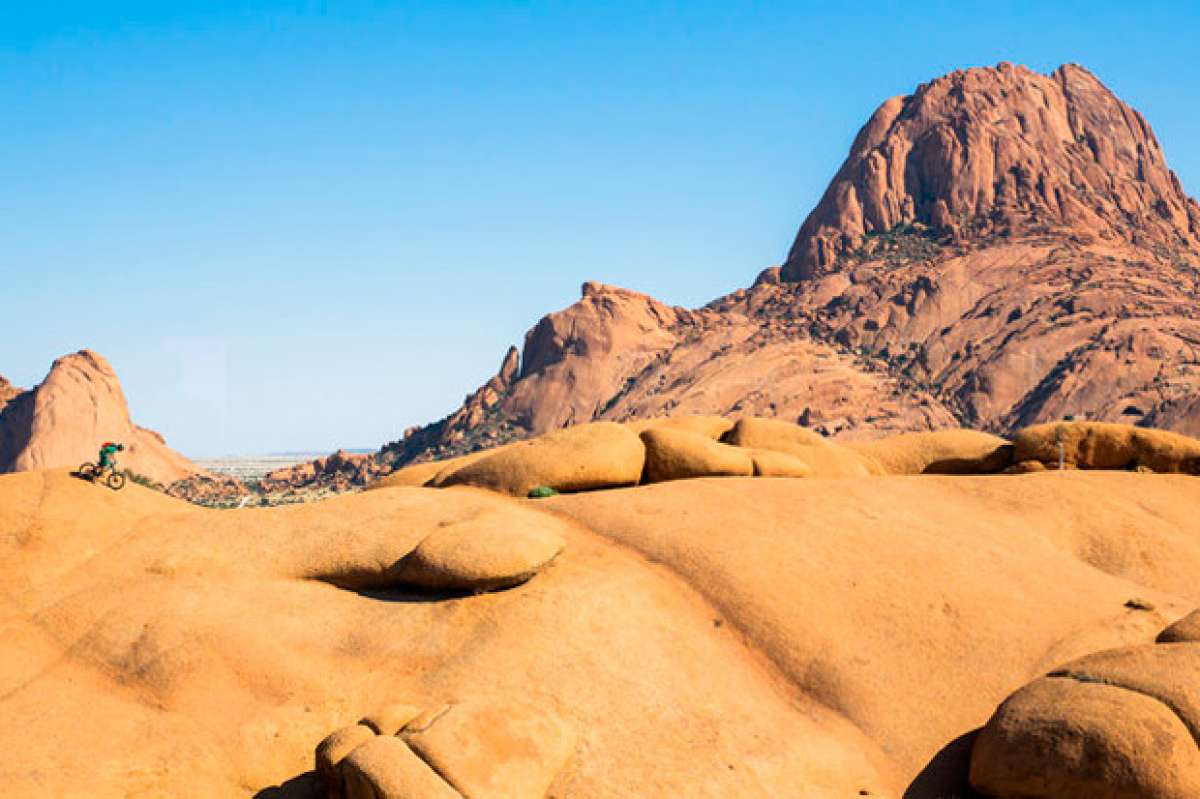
125,470 -> 165,492
849,223 -> 946,267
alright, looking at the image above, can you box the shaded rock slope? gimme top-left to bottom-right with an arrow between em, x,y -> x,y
388,62 -> 1200,469
0,375 -> 21,411
0,350 -> 199,485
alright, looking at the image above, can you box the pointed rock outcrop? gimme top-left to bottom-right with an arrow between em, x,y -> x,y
782,63 -> 1200,280
0,375 -> 21,414
0,350 -> 199,484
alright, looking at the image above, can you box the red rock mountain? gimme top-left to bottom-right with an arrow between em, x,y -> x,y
0,350 -> 201,484
388,63 -> 1200,467
784,62 -> 1199,280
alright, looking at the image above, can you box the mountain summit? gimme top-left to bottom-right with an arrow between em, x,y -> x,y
386,63 -> 1200,468
783,63 -> 1200,280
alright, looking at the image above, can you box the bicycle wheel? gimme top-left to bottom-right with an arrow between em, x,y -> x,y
78,462 -> 98,480
106,471 -> 127,491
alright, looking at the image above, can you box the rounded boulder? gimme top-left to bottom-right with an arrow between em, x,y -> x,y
1012,421 -> 1200,473
848,430 -> 1013,475
721,417 -> 878,477
639,427 -> 754,483
749,449 -> 814,478
436,422 -> 645,496
971,642 -> 1200,799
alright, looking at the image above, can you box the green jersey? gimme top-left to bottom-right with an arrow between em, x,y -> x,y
99,443 -> 119,468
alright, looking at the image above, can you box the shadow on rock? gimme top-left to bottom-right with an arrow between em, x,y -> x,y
252,770 -> 321,799
348,585 -> 479,603
904,728 -> 985,799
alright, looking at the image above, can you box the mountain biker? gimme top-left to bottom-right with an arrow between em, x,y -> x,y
98,442 -> 125,473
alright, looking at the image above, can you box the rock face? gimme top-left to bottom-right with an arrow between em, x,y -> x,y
782,62 -> 1200,281
971,639 -> 1200,798
1013,421 -> 1200,473
0,375 -> 21,413
722,416 -> 880,477
848,429 -> 1014,475
258,450 -> 389,494
10,460 -> 1200,796
437,421 -> 645,496
321,700 -> 576,799
385,280 -> 956,465
388,63 -> 1200,469
379,416 -> 1200,503
639,427 -> 755,483
0,350 -> 198,485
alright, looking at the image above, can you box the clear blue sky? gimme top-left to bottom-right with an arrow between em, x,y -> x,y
2,1 -> 1197,456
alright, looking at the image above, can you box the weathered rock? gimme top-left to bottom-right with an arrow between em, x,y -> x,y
782,63 -> 1199,281
0,375 -> 20,413
749,449 -> 814,478
639,427 -> 754,483
12,465 -> 1200,795
1047,644 -> 1200,743
395,515 -> 565,592
385,282 -> 957,467
627,414 -> 737,441
1158,610 -> 1200,644
304,494 -> 574,595
436,421 -> 644,496
400,701 -> 576,799
1013,421 -> 1200,473
260,450 -> 389,494
387,63 -> 1200,471
0,350 -> 199,485
972,641 -> 1200,798
316,725 -> 377,798
849,430 -> 1013,475
359,704 -> 423,737
370,446 -> 516,491
369,460 -> 447,489
340,735 -> 460,799
970,675 -> 1200,799
722,418 -> 878,477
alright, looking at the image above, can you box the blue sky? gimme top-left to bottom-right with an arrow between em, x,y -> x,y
2,1 -> 1197,456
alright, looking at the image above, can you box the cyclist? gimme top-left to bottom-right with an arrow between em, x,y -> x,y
98,442 -> 125,475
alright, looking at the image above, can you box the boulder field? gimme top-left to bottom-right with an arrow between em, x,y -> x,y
378,416 -> 1200,495
5,417 -> 1200,797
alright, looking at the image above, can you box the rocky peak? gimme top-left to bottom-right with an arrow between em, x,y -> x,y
782,62 -> 1200,280
0,375 -> 21,412
497,345 -> 520,385
0,348 -> 199,484
519,282 -> 687,380
384,63 -> 1200,471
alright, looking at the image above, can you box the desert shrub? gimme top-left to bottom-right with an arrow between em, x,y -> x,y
125,471 -> 165,492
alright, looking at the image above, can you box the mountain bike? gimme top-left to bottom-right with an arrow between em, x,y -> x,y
78,461 -> 127,491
